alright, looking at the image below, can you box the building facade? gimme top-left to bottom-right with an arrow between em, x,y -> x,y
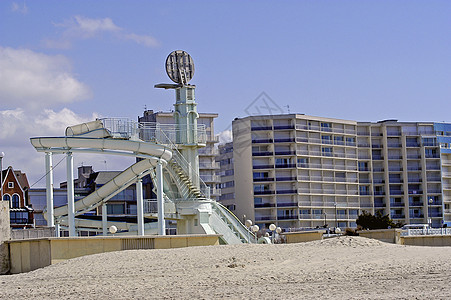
227,114 -> 451,230
217,142 -> 235,212
1,167 -> 33,228
138,110 -> 221,199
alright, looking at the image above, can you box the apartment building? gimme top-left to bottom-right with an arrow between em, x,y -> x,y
228,114 -> 451,230
217,142 -> 235,212
138,110 -> 221,199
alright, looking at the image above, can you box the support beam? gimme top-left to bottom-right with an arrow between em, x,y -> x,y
66,152 -> 76,237
45,152 -> 54,227
102,203 -> 108,236
156,160 -> 165,235
136,178 -> 144,236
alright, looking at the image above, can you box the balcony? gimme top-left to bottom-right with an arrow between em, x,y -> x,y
277,202 -> 298,207
254,190 -> 275,195
274,125 -> 295,130
372,144 -> 382,148
357,131 -> 370,136
428,201 -> 442,206
277,215 -> 298,220
430,213 -> 443,218
359,191 -> 371,196
252,151 -> 273,156
276,176 -> 296,181
200,175 -> 221,182
374,202 -> 386,207
409,214 -> 424,219
426,177 -> 441,182
276,189 -> 297,194
408,178 -> 422,183
406,142 -> 420,147
406,154 -> 421,159
389,179 -> 403,183
387,132 -> 401,136
389,190 -> 404,195
387,143 -> 402,148
251,126 -> 272,131
427,190 -> 442,194
253,164 -> 273,169
372,168 -> 384,172
275,164 -> 297,168
255,216 -> 274,221
252,139 -> 273,144
426,165 -> 441,171
409,201 -> 423,207
373,179 -> 385,184
407,166 -> 421,171
388,155 -> 402,160
390,202 -> 405,207
372,156 -> 384,160
254,203 -> 276,208
391,214 -> 405,219
274,138 -> 295,143
373,191 -> 385,196
274,150 -> 296,155
408,190 -> 423,195
425,154 -> 440,159
253,177 -> 274,182
388,167 -> 403,172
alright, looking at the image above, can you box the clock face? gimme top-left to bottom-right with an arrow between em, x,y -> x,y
165,50 -> 195,85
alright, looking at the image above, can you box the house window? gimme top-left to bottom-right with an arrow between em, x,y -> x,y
11,194 -> 20,208
8,182 -> 14,188
3,194 -> 10,201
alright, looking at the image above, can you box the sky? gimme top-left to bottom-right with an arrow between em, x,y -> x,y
0,0 -> 450,187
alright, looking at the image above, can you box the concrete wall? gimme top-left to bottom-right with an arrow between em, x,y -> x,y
357,229 -> 402,244
284,230 -> 324,244
0,201 -> 10,274
7,234 -> 220,274
401,235 -> 451,246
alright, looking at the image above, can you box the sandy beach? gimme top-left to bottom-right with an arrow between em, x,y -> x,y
1,236 -> 450,299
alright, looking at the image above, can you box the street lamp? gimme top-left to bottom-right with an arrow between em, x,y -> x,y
0,152 -> 4,201
334,201 -> 338,231
245,219 -> 253,243
428,197 -> 434,228
269,223 -> 276,243
251,224 -> 259,243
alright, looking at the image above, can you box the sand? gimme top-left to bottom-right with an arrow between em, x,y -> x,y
1,236 -> 450,299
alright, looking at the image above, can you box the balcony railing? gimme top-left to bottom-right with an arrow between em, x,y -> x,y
276,189 -> 297,194
389,190 -> 404,195
255,216 -> 274,221
408,190 -> 423,194
252,139 -> 273,143
406,142 -> 420,147
391,214 -> 405,219
275,164 -> 297,168
274,138 -> 295,143
254,190 -> 275,195
274,125 -> 295,130
390,202 -> 405,207
253,177 -> 275,182
253,164 -> 273,169
274,151 -> 296,155
251,126 -> 272,131
277,215 -> 299,220
374,203 -> 386,207
254,203 -> 276,208
409,214 -> 424,218
276,176 -> 296,181
277,202 -> 298,207
252,151 -> 273,156
409,202 -> 423,207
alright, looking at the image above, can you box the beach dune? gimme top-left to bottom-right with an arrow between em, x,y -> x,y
1,236 -> 450,299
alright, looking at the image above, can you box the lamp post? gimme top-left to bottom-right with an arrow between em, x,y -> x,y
0,152 -> 4,201
269,223 -> 276,243
245,219 -> 253,243
251,224 -> 259,243
334,201 -> 338,231
428,197 -> 433,229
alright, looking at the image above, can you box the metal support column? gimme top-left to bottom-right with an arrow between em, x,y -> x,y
102,203 -> 108,236
45,152 -> 54,227
136,178 -> 144,236
156,160 -> 165,235
66,152 -> 76,237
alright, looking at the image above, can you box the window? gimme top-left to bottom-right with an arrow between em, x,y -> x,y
321,135 -> 332,144
11,194 -> 20,208
297,158 -> 308,167
107,204 -> 125,215
253,172 -> 269,179
8,182 -> 14,188
10,211 -> 28,224
3,194 -> 10,201
321,122 -> 332,132
322,147 -> 333,156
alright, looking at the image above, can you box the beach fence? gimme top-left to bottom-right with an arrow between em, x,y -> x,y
11,227 -> 55,240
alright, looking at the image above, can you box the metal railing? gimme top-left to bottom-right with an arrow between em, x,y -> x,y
401,228 -> 451,236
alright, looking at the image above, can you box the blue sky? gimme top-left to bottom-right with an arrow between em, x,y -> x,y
1,1 -> 450,186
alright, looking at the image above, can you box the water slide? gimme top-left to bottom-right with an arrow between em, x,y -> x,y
30,119 -> 255,243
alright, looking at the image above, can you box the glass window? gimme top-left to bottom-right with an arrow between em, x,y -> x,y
11,194 -> 20,208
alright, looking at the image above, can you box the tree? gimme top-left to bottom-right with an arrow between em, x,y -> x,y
356,210 -> 400,230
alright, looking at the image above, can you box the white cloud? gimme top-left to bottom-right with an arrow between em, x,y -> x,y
46,15 -> 160,48
11,2 -> 28,14
0,107 -> 136,187
217,130 -> 233,144
0,47 -> 91,109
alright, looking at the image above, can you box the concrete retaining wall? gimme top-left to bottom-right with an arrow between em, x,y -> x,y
7,234 -> 221,274
0,201 -> 10,274
402,235 -> 451,246
284,230 -> 324,244
357,229 -> 402,244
